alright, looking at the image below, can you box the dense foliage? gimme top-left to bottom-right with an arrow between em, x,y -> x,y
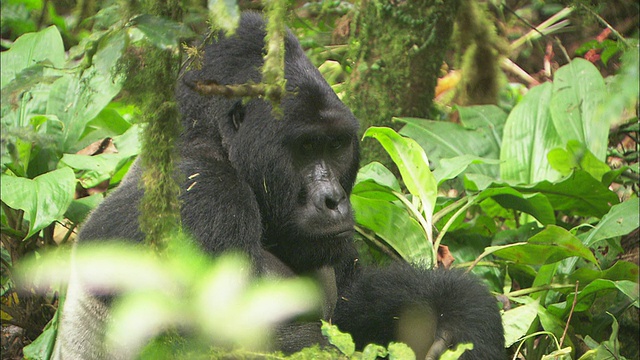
1,1 -> 638,359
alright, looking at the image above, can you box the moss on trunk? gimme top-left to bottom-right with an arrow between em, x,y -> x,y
344,0 -> 461,166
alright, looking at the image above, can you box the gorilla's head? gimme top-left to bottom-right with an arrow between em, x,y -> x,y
177,12 -> 360,272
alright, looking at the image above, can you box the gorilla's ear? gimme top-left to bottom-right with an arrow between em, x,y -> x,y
229,100 -> 245,131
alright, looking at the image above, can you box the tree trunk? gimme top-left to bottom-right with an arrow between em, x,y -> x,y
345,0 -> 461,167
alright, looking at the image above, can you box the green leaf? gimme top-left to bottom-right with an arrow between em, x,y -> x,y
398,106 -> 506,178
361,343 -> 387,360
352,195 -> 432,266
363,127 -> 437,219
1,25 -> 64,89
355,161 -> 401,192
575,40 -> 600,56
352,180 -> 399,202
537,305 -> 574,353
548,140 -> 610,180
208,0 -> 241,34
500,82 -> 562,183
433,155 -> 501,185
79,108 -> 132,145
440,343 -> 474,360
387,342 -> 416,360
600,49 -> 639,129
541,348 -> 572,360
578,313 -> 624,360
553,280 -> 639,318
569,261 -> 639,286
321,321 -> 355,356
112,123 -> 143,158
477,187 -> 556,225
0,167 -> 75,238
579,198 -> 639,247
46,29 -> 125,153
550,58 -> 608,160
514,171 -> 619,218
60,153 -> 131,188
64,194 -> 104,224
130,15 -> 194,50
502,299 -> 539,347
22,305 -> 59,360
490,225 -> 599,265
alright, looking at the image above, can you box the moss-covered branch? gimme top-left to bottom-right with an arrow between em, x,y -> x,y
120,0 -> 183,253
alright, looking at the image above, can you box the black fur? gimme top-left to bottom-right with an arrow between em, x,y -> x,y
64,12 -> 505,359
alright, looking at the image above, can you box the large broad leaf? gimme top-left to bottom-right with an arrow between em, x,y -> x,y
549,279 -> 639,319
363,127 -> 437,219
569,261 -> 639,285
1,167 -> 76,238
502,298 -> 539,347
470,170 -> 618,218
398,104 -> 507,177
434,155 -> 501,185
490,225 -> 599,265
599,50 -> 639,129
456,105 -> 507,147
79,107 -> 132,145
579,198 -> 640,247
1,27 -> 65,131
355,161 -> 401,192
513,170 -> 619,218
537,305 -> 575,351
550,58 -> 608,160
351,194 -> 432,267
500,82 -> 562,183
476,187 -> 556,225
352,180 -> 399,202
46,29 -> 126,152
0,26 -> 65,89
59,153 -> 132,188
547,140 -> 610,181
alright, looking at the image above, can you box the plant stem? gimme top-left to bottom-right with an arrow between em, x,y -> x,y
504,284 -> 575,298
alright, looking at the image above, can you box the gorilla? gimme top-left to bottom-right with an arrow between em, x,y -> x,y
55,12 -> 504,360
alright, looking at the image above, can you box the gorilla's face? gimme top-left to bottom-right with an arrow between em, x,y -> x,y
178,14 -> 360,273
227,58 -> 360,273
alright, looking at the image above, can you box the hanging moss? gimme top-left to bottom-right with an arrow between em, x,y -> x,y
118,0 -> 183,253
453,0 -> 507,105
344,0 -> 461,167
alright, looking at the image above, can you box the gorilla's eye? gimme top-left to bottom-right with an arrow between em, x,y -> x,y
330,137 -> 345,150
301,141 -> 314,154
229,101 -> 245,130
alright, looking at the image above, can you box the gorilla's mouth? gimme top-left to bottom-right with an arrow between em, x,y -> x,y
311,228 -> 353,241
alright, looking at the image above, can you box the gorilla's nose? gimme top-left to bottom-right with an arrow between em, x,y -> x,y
312,180 -> 349,216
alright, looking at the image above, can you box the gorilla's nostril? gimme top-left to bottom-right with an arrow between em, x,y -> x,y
325,197 -> 339,210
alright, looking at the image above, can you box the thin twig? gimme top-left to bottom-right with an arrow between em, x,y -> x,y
354,225 -> 402,261
501,58 -> 540,86
579,4 -> 630,47
559,281 -> 580,348
553,37 -> 572,63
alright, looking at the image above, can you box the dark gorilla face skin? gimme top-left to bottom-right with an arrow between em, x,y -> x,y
177,12 -> 360,273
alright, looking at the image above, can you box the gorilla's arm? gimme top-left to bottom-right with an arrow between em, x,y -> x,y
56,157 -> 266,358
179,157 -> 264,262
332,265 -> 505,360
79,157 -> 264,258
